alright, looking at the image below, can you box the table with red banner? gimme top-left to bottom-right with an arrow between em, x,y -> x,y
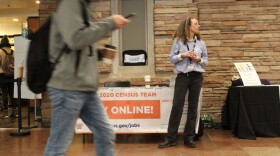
75,87 -> 202,134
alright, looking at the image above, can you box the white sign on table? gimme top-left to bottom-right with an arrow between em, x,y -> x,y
234,62 -> 261,86
75,87 -> 202,134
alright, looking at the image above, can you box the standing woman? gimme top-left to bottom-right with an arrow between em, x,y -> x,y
158,17 -> 208,148
0,35 -> 17,118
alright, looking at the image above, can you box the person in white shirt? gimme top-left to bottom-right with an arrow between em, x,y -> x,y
159,17 -> 208,149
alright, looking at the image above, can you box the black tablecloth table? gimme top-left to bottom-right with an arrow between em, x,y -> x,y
222,86 -> 280,139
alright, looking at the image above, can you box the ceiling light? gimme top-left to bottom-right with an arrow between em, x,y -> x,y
36,0 -> 40,4
13,18 -> 19,22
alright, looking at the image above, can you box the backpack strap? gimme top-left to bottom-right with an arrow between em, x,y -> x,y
74,0 -> 93,75
1,48 -> 8,55
80,1 -> 93,56
53,47 -> 66,67
1,48 -> 13,55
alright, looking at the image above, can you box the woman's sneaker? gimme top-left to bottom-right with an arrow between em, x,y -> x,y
158,140 -> 177,148
2,110 -> 9,119
9,110 -> 18,118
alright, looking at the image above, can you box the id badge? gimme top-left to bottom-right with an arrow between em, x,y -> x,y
187,63 -> 195,70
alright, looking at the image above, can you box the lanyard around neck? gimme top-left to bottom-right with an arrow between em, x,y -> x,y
186,39 -> 196,51
186,39 -> 196,63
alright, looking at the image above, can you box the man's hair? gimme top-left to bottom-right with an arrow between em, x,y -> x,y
173,17 -> 201,44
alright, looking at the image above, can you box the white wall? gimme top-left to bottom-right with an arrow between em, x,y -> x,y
0,22 -> 26,36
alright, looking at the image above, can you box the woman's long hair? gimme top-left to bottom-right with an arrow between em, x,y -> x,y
173,17 -> 201,44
